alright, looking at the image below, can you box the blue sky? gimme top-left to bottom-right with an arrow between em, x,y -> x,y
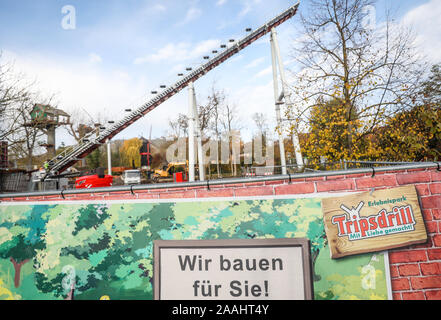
1,0 -> 440,146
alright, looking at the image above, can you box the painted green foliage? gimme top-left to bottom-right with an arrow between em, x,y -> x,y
0,198 -> 389,300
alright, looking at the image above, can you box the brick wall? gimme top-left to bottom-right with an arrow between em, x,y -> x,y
2,167 -> 441,300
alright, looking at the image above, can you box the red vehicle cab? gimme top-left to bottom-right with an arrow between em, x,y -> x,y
75,171 -> 113,189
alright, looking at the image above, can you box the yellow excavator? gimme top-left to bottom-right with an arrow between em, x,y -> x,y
151,161 -> 189,183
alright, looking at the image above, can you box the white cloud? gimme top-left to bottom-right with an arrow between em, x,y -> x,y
179,7 -> 202,25
238,0 -> 261,18
245,57 -> 265,69
255,65 -> 272,78
231,80 -> 278,139
216,0 -> 227,6
152,4 -> 167,12
2,50 -> 160,145
88,53 -> 102,64
401,0 -> 441,63
134,39 -> 221,64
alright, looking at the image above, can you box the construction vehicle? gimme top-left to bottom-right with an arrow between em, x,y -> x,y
74,168 -> 113,189
151,161 -> 189,183
122,169 -> 141,185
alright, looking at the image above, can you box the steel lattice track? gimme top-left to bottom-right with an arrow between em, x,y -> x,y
45,2 -> 300,179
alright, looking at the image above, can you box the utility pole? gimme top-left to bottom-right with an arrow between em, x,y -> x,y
270,28 -> 304,169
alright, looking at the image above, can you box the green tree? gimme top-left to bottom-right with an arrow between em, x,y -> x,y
373,64 -> 441,161
86,147 -> 104,169
0,205 -> 48,287
34,204 -> 109,299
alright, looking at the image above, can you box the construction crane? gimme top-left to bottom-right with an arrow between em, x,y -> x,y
43,1 -> 300,180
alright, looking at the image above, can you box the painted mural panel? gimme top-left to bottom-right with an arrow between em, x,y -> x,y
0,198 -> 391,300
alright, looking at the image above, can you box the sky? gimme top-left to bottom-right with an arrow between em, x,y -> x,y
0,0 -> 440,148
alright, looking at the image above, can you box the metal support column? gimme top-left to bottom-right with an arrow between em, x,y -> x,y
188,82 -> 205,182
107,139 -> 112,176
270,32 -> 287,175
193,85 -> 205,181
188,82 -> 196,182
270,28 -> 304,168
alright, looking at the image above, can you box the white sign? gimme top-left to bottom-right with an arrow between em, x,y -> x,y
154,239 -> 313,300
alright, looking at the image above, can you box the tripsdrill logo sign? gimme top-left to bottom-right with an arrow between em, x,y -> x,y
331,201 -> 417,241
323,185 -> 427,259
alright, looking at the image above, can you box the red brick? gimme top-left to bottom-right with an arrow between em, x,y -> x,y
412,238 -> 432,249
325,175 -> 346,180
196,188 -> 234,198
425,290 -> 441,300
147,188 -> 169,193
392,292 -> 402,300
305,176 -> 325,181
421,262 -> 441,276
316,180 -> 355,192
132,193 -> 159,200
421,196 -> 441,209
433,209 -> 441,220
398,264 -> 420,276
411,276 -> 441,290
12,197 -> 29,201
428,249 -> 441,260
274,182 -> 315,195
221,183 -> 244,188
390,265 -> 399,278
166,187 -> 187,192
159,190 -> 196,199
355,175 -> 397,189
430,183 -> 441,195
426,221 -> 438,233
70,194 -> 98,200
264,180 -> 286,186
431,171 -> 441,182
389,250 -> 427,264
392,278 -> 410,291
347,173 -> 369,178
415,184 -> 430,196
396,171 -> 431,185
243,181 -> 265,187
402,291 -> 425,300
234,186 -> 274,197
102,194 -> 137,200
422,209 -> 433,221
433,235 -> 441,247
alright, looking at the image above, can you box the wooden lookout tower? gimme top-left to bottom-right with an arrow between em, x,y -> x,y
27,104 -> 71,159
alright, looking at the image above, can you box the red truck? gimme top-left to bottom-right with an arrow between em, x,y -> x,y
74,168 -> 113,189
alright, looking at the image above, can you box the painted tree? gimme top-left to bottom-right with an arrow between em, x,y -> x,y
76,202 -> 177,299
0,205 -> 48,288
34,204 -> 110,299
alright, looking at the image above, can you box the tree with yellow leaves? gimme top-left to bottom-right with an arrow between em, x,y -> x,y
120,138 -> 142,168
288,0 -> 423,157
373,64 -> 441,161
303,64 -> 441,164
